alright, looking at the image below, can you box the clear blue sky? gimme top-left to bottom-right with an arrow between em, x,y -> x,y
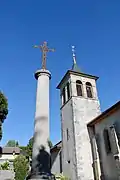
0,0 -> 120,146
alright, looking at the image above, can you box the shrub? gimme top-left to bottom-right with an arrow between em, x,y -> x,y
13,155 -> 29,180
0,161 -> 9,170
55,173 -> 69,180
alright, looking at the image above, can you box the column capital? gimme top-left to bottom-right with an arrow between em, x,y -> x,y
34,69 -> 51,80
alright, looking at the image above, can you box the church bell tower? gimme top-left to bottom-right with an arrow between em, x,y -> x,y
57,46 -> 101,180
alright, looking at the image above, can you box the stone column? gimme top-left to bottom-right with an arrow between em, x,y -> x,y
28,69 -> 55,180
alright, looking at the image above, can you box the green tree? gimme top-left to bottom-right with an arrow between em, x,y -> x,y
16,141 -> 19,146
55,173 -> 69,180
13,155 -> 29,180
20,137 -> 53,160
20,146 -> 27,153
27,137 -> 33,158
0,91 -> 8,140
0,161 -> 9,170
20,137 -> 33,159
26,137 -> 53,158
6,140 -> 19,147
47,139 -> 53,149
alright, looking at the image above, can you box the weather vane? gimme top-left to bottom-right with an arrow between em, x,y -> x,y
33,41 -> 55,69
72,45 -> 77,65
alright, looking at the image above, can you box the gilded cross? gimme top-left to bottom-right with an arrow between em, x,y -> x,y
34,41 -> 55,69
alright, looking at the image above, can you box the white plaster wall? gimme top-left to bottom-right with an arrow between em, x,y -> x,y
70,74 -> 101,180
0,154 -> 18,163
70,74 -> 99,101
72,97 -> 100,180
95,109 -> 120,180
60,72 -> 101,180
51,150 -> 61,174
61,99 -> 77,180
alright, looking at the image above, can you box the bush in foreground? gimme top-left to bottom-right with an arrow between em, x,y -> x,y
0,161 -> 9,170
55,173 -> 69,180
13,155 -> 29,180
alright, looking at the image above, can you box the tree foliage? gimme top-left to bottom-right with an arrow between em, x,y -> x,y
55,173 -> 69,180
6,140 -> 19,147
47,139 -> 53,149
0,161 -> 9,170
0,91 -> 8,122
0,91 -> 8,140
20,137 -> 53,160
13,155 -> 29,180
27,137 -> 33,158
20,137 -> 33,159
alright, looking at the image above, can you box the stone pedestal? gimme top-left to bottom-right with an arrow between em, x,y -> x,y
28,69 -> 55,180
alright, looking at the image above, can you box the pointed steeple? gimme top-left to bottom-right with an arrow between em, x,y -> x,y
71,46 -> 80,72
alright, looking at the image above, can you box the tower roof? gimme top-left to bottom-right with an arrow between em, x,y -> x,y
72,62 -> 80,72
57,46 -> 99,89
71,45 -> 81,73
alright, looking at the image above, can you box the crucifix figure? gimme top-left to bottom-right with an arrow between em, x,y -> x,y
34,41 -> 55,69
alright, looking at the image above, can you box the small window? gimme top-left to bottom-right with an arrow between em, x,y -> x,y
62,87 -> 66,104
86,82 -> 93,98
59,151 -> 62,173
66,128 -> 69,141
76,80 -> 83,96
67,82 -> 70,100
103,129 -> 111,154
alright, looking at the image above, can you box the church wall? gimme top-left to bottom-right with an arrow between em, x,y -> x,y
61,98 -> 78,180
94,109 -> 120,180
51,149 -> 61,174
60,72 -> 101,180
72,97 -> 99,180
70,74 -> 101,123
70,74 -> 101,180
70,74 -> 100,103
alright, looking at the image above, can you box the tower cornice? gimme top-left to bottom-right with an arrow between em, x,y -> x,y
57,70 -> 99,89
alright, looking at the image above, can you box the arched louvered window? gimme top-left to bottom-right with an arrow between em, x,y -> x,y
66,82 -> 70,100
103,129 -> 111,154
86,82 -> 93,98
76,80 -> 83,96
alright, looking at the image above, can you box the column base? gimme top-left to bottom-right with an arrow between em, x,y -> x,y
26,172 -> 56,180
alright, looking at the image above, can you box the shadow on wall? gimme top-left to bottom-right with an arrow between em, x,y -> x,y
26,115 -> 55,179
26,146 -> 55,179
33,146 -> 51,174
51,150 -> 60,167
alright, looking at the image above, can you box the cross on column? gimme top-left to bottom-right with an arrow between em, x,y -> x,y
34,41 -> 55,69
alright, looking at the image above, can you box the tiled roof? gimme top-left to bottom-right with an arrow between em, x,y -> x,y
1,147 -> 20,154
50,141 -> 62,152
